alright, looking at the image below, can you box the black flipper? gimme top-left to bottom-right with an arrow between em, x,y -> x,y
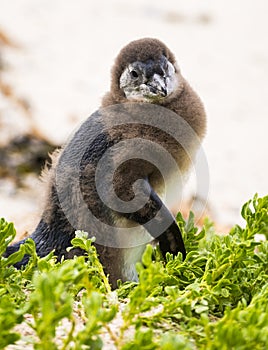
120,183 -> 186,259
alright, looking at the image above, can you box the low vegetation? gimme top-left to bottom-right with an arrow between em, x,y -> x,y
0,194 -> 267,349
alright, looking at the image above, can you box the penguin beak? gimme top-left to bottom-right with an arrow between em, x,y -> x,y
146,74 -> 168,97
143,59 -> 168,97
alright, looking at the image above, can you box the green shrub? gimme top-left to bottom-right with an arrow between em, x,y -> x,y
0,194 -> 267,349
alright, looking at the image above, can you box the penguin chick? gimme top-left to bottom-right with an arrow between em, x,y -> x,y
5,38 -> 206,289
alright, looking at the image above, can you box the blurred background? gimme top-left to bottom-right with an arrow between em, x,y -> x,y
0,0 -> 267,239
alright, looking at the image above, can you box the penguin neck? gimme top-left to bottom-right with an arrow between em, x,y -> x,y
101,77 -> 206,141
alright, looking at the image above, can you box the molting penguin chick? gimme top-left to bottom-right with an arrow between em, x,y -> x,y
5,38 -> 206,289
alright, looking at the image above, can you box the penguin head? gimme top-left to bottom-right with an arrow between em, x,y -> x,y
110,38 -> 181,103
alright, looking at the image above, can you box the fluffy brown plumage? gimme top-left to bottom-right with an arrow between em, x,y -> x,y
103,38 -> 206,137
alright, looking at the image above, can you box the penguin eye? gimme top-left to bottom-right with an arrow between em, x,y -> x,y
130,70 -> 139,79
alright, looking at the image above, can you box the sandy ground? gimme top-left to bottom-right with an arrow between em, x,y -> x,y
0,0 -> 268,236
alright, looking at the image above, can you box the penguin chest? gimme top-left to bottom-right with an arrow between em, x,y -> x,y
121,242 -> 147,282
111,217 -> 152,282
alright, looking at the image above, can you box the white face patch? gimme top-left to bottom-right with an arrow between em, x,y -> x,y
119,59 -> 179,102
165,61 -> 178,96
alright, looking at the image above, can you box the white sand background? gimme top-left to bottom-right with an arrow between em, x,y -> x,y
0,0 -> 267,237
